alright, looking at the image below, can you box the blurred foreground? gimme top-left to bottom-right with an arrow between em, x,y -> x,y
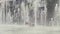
0,24 -> 60,34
